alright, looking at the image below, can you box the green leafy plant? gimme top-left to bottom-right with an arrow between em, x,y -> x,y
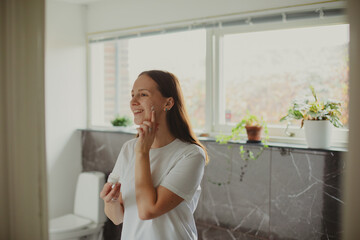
209,112 -> 269,185
216,112 -> 269,149
280,86 -> 343,128
111,116 -> 132,127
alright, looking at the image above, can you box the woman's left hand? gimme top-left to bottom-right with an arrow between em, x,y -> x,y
135,109 -> 157,155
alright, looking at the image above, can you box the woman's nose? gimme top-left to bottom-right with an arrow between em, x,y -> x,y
130,96 -> 139,106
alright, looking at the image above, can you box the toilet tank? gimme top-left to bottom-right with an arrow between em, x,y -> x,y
74,171 -> 107,223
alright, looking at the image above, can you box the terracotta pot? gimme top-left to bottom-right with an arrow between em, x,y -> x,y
245,125 -> 262,141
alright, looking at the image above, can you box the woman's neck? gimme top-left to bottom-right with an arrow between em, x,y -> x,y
151,123 -> 175,149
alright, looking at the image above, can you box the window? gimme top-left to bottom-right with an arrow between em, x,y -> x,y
216,23 -> 349,127
89,30 -> 206,129
88,7 -> 349,147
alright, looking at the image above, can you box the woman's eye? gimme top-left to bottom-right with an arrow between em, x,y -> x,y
131,92 -> 147,97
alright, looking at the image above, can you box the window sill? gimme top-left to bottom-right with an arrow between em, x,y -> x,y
80,127 -> 347,153
210,125 -> 348,148
81,126 -> 138,134
198,136 -> 346,153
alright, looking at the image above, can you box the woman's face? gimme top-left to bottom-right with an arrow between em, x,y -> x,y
130,74 -> 167,125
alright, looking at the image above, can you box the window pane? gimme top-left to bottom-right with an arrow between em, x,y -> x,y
90,30 -> 206,129
222,24 -> 349,127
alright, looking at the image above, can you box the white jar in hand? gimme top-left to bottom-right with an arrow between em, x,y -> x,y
107,173 -> 120,188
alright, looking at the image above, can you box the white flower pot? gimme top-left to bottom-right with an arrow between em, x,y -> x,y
304,120 -> 332,149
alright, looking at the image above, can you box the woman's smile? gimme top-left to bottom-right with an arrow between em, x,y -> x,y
133,109 -> 144,114
132,108 -> 147,120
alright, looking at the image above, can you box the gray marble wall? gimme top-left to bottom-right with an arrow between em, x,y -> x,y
81,130 -> 345,240
196,142 -> 344,240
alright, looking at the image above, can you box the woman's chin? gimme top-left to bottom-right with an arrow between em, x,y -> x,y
133,114 -> 151,125
133,117 -> 143,126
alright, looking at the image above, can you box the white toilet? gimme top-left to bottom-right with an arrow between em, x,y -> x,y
49,171 -> 107,240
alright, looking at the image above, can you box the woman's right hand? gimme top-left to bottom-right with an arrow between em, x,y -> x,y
100,182 -> 124,225
100,182 -> 121,203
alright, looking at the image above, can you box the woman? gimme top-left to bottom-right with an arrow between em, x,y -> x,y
100,70 -> 208,239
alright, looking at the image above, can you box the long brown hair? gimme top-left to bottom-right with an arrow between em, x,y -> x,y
139,70 -> 209,164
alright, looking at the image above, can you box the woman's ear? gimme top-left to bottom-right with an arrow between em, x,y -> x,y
164,97 -> 174,110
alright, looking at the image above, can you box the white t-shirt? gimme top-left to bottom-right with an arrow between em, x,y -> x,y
111,138 -> 206,240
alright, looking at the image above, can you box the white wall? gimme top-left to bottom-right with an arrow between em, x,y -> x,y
86,0 -> 342,33
46,1 -> 87,219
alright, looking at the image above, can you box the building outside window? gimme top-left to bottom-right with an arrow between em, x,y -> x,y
89,30 -> 206,129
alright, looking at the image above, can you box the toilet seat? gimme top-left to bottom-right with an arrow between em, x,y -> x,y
49,172 -> 106,240
50,214 -> 93,233
49,214 -> 103,240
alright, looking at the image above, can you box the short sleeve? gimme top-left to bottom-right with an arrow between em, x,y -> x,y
160,145 -> 205,203
110,139 -> 133,184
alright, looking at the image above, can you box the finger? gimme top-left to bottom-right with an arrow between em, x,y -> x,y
142,121 -> 153,134
104,192 -> 113,203
112,183 -> 121,200
104,184 -> 120,203
142,121 -> 151,128
151,108 -> 156,123
100,183 -> 112,199
140,124 -> 149,133
112,183 -> 121,199
136,127 -> 144,137
109,183 -> 121,199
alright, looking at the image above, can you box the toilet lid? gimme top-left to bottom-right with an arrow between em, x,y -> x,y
50,214 -> 93,234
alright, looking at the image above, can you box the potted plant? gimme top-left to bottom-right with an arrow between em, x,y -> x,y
111,115 -> 132,127
217,112 -> 269,146
280,86 -> 343,148
211,112 -> 269,184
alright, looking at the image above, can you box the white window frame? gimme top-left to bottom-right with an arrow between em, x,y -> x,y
86,4 -> 348,148
205,15 -> 349,148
